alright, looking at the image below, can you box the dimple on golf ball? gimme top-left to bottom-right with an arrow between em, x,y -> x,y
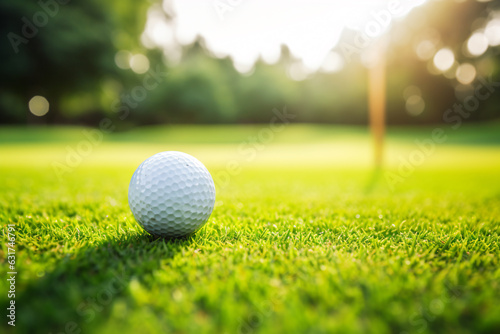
128,151 -> 216,238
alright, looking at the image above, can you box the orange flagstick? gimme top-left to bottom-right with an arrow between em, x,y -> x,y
368,38 -> 387,169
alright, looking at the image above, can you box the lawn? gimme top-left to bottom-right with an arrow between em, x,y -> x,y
1,123 -> 500,334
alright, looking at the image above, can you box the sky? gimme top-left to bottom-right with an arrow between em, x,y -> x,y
143,0 -> 428,73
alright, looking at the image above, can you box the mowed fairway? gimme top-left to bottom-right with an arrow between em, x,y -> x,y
1,124 -> 500,334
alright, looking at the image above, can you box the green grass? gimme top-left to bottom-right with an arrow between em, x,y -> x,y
1,123 -> 500,334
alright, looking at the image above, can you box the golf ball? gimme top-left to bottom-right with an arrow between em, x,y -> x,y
128,151 -> 216,238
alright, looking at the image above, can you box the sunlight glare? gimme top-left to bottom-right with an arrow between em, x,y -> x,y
161,0 -> 428,72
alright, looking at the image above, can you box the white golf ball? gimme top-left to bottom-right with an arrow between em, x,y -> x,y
128,151 -> 216,238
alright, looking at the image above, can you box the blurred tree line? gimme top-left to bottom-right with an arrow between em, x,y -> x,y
0,0 -> 499,127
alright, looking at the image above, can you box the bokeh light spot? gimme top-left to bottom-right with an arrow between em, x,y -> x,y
115,50 -> 131,69
415,40 -> 436,60
321,52 -> 344,73
455,63 -> 476,85
405,95 -> 425,116
433,48 -> 454,72
485,19 -> 500,46
130,54 -> 150,74
467,32 -> 488,56
288,62 -> 309,81
28,96 -> 49,116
